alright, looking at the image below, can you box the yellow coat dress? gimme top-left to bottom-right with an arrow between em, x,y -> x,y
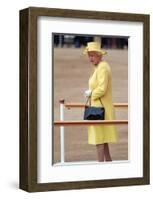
88,61 -> 118,145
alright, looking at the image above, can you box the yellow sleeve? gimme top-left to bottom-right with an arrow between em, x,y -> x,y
91,66 -> 109,100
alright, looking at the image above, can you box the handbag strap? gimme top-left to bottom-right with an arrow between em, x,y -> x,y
85,91 -> 103,106
85,96 -> 91,106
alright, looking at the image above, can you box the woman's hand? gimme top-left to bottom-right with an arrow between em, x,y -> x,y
84,89 -> 92,97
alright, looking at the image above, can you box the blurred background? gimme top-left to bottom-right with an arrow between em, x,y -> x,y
53,34 -> 128,164
53,34 -> 128,49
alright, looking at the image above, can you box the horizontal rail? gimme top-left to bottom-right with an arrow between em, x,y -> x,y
64,103 -> 128,109
54,120 -> 128,126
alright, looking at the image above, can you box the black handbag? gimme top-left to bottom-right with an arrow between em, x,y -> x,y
83,95 -> 105,120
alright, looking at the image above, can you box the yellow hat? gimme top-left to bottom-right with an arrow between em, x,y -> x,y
83,41 -> 107,55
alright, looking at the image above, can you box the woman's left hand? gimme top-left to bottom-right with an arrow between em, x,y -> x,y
84,89 -> 92,97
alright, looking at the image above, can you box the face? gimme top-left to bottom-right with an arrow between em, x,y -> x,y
88,51 -> 102,66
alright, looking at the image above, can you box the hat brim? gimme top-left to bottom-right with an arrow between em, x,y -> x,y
83,48 -> 107,55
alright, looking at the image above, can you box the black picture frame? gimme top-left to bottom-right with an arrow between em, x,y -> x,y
19,7 -> 150,192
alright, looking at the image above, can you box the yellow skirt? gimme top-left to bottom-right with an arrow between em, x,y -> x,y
88,124 -> 118,145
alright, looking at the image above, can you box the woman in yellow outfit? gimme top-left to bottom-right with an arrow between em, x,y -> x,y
84,42 -> 118,162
